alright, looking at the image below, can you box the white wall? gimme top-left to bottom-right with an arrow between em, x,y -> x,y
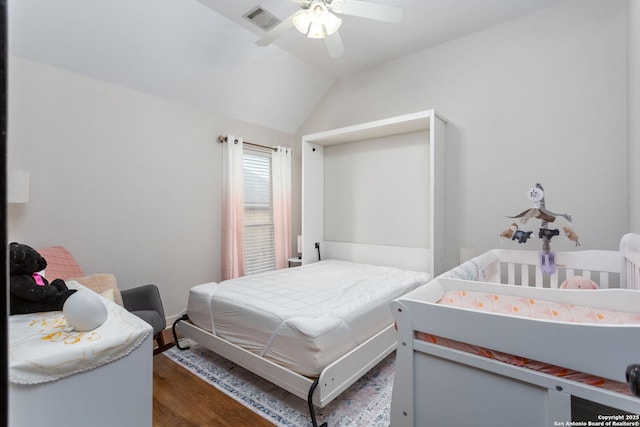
324,131 -> 429,248
7,57 -> 294,318
298,0 -> 628,270
629,0 -> 640,233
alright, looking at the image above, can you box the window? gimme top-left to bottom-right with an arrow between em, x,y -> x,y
243,149 -> 275,275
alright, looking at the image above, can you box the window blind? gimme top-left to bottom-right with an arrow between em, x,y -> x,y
243,150 -> 275,275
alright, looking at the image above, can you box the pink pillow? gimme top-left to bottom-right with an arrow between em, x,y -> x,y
69,273 -> 124,306
38,246 -> 85,280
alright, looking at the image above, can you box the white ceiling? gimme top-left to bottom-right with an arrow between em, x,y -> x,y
8,0 -> 563,134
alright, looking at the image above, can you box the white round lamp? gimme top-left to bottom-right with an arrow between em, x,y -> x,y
63,289 -> 108,331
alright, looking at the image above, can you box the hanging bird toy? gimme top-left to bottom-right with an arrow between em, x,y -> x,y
499,183 -> 579,275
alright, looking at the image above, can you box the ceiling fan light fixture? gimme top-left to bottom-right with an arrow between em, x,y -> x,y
309,0 -> 328,22
292,12 -> 311,34
307,22 -> 326,38
293,0 -> 342,39
254,0 -> 404,59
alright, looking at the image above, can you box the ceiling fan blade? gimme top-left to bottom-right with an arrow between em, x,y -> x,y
336,0 -> 403,23
255,11 -> 300,46
324,31 -> 345,58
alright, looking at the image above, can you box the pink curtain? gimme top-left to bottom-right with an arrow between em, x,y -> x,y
272,146 -> 292,270
221,135 -> 245,280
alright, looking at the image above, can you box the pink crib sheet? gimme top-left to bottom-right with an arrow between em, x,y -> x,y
416,289 -> 640,395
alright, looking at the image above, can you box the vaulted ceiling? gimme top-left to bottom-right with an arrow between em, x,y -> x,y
8,0 -> 563,134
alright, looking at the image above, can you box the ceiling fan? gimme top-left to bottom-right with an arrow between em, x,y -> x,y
256,0 -> 404,58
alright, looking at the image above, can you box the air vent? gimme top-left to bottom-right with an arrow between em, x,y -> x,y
243,6 -> 281,31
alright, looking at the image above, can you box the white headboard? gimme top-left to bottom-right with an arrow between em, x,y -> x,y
301,110 -> 447,275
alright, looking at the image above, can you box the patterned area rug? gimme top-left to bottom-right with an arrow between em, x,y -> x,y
163,341 -> 394,426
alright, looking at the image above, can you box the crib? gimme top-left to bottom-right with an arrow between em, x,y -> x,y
390,233 -> 640,426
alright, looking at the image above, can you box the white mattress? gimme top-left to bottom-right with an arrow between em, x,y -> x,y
187,259 -> 431,376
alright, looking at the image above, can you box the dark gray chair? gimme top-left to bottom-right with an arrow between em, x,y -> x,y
121,284 -> 174,355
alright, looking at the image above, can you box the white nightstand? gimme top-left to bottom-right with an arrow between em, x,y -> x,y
288,257 -> 302,267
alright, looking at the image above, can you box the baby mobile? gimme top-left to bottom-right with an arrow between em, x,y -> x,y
499,183 -> 581,275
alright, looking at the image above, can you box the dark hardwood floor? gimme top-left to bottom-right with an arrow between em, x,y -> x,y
152,331 -> 273,427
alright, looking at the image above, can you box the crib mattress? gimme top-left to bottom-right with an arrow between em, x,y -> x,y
437,289 -> 640,324
188,259 -> 431,376
417,288 -> 640,394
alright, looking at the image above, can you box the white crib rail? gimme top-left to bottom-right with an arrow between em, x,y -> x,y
478,248 -> 621,289
621,232 -> 640,290
442,233 -> 640,289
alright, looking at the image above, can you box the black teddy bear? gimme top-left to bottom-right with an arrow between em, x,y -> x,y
9,242 -> 77,315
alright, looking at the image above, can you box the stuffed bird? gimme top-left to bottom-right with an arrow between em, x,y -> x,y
563,226 -> 581,246
499,223 -> 518,240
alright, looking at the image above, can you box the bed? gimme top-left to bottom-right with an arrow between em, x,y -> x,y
173,111 -> 446,426
173,259 -> 431,426
390,232 -> 640,427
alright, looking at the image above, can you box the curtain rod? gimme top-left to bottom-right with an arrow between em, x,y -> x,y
217,135 -> 278,152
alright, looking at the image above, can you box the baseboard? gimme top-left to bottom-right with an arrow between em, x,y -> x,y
165,312 -> 185,328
